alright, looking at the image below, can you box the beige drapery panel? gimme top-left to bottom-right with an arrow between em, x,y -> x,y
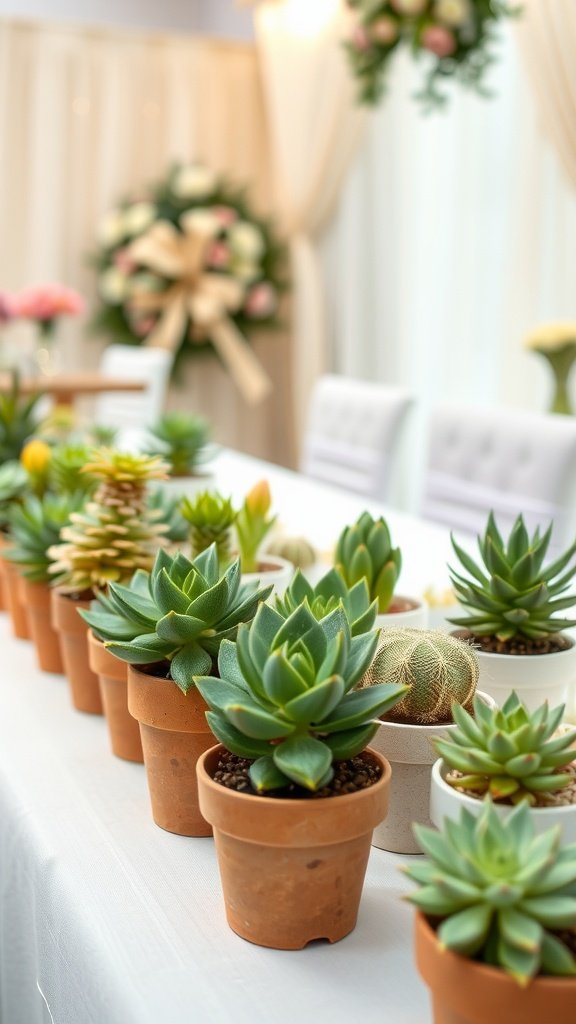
253,1 -> 366,440
0,19 -> 293,464
516,0 -> 576,191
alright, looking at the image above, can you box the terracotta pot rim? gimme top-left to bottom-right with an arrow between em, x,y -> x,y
432,757 -> 576,818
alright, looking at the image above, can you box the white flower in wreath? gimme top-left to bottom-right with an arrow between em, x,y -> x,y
98,209 -> 126,248
229,221 -> 265,262
99,268 -> 130,305
180,209 -> 221,239
172,165 -> 217,201
123,202 -> 157,238
434,0 -> 471,28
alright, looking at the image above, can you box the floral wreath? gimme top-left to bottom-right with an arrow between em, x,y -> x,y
344,0 -> 519,109
93,164 -> 285,404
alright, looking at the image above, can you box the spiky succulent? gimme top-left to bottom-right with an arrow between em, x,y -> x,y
0,372 -> 43,462
335,511 -> 401,613
195,601 -> 407,792
0,460 -> 29,530
5,492 -> 85,582
275,567 -> 377,636
147,487 -> 189,545
235,480 -> 276,573
434,691 -> 576,804
180,491 -> 236,565
48,450 -> 169,592
48,443 -> 97,497
80,545 -> 273,692
406,800 -> 576,984
449,512 -> 576,641
358,628 -> 478,725
145,411 -> 211,476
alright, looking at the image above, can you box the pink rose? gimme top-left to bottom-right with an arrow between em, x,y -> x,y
212,206 -> 238,228
0,291 -> 14,326
12,284 -> 84,321
113,248 -> 137,274
244,282 -> 277,320
352,25 -> 371,52
133,316 -> 157,338
370,16 -> 399,45
421,24 -> 457,57
207,241 -> 231,269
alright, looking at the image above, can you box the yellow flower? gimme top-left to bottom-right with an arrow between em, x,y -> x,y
245,479 -> 272,518
524,322 -> 576,353
21,439 -> 52,475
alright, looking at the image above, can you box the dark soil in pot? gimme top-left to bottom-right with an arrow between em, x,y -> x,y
452,629 -> 572,656
213,751 -> 382,799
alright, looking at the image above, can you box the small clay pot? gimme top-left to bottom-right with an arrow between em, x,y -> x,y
50,588 -> 102,714
0,555 -> 30,639
197,743 -> 391,949
415,912 -> 576,1024
376,597 -> 428,631
18,577 -> 63,673
87,631 -> 142,762
127,665 -> 214,836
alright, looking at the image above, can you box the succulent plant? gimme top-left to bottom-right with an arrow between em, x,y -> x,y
180,491 -> 236,565
195,601 -> 408,793
405,800 -> 576,984
434,691 -> 576,804
48,449 -> 169,592
48,443 -> 97,497
145,411 -> 211,476
266,533 -> 316,569
235,480 -> 276,573
449,512 -> 576,641
358,628 -> 478,725
0,372 -> 44,462
0,460 -> 29,531
275,567 -> 377,636
80,545 -> 273,692
147,487 -> 188,545
5,492 -> 85,582
335,511 -> 401,613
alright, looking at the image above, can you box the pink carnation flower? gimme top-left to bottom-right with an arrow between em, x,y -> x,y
212,206 -> 238,228
422,24 -> 457,58
352,25 -> 371,52
0,291 -> 14,326
244,282 -> 277,320
207,241 -> 231,270
113,248 -> 137,274
12,284 -> 85,322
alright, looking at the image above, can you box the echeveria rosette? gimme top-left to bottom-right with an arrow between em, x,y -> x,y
92,164 -> 286,375
405,801 -> 576,985
335,510 -> 401,613
275,567 -> 378,636
448,512 -> 576,641
434,691 -> 576,805
195,601 -> 408,793
80,545 -> 273,693
5,492 -> 86,583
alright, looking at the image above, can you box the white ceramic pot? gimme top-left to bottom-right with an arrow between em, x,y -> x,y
376,598 -> 428,632
474,641 -> 576,712
369,691 -> 496,854
156,472 -> 216,501
241,555 -> 294,597
430,757 -> 576,845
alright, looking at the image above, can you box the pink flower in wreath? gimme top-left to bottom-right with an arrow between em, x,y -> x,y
133,316 -> 157,338
12,284 -> 85,322
245,282 -> 277,320
113,247 -> 137,275
213,206 -> 238,228
207,241 -> 231,270
421,24 -> 457,58
352,24 -> 371,52
0,291 -> 14,325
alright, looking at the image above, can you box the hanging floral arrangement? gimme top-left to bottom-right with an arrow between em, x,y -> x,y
92,164 -> 286,404
344,0 -> 519,109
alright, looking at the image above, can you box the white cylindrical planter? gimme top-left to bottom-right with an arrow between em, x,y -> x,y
241,555 -> 294,597
474,642 -> 576,712
156,473 -> 216,500
430,758 -> 576,845
376,598 -> 428,632
369,691 -> 495,854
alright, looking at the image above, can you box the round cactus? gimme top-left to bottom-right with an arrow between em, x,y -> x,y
358,627 -> 478,725
266,534 -> 316,570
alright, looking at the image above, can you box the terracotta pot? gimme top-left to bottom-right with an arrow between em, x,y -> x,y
0,531 -> 9,609
50,588 -> 102,714
18,577 -> 63,673
127,665 -> 214,836
87,631 -> 143,762
197,743 -> 391,949
376,597 -> 428,631
415,912 -> 576,1024
0,555 -> 30,639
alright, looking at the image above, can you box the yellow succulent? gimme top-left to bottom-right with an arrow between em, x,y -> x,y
524,322 -> 576,353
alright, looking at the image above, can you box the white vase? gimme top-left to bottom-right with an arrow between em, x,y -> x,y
369,691 -> 495,854
430,757 -> 576,845
474,641 -> 576,712
156,472 -> 216,501
376,598 -> 428,631
241,555 -> 294,597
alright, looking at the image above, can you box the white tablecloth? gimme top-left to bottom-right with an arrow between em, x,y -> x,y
0,452 -> 459,1024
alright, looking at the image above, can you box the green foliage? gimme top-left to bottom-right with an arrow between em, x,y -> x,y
5,492 -> 85,582
0,373 -> 44,462
145,412 -> 212,476
235,480 -> 275,573
48,443 -> 97,497
449,512 -> 576,641
359,628 -> 478,725
147,487 -> 188,544
435,691 -> 576,805
180,491 -> 236,565
406,800 -> 576,985
0,460 -> 29,530
335,511 -> 401,613
195,601 -> 407,792
275,567 -> 377,636
80,544 -> 273,693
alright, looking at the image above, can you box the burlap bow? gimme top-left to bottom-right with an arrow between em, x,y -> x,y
128,212 -> 272,405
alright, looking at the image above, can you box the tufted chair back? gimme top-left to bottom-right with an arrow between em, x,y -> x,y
94,345 -> 173,451
421,403 -> 576,550
301,375 -> 413,501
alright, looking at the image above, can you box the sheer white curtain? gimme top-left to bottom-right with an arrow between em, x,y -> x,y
320,26 -> 576,507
